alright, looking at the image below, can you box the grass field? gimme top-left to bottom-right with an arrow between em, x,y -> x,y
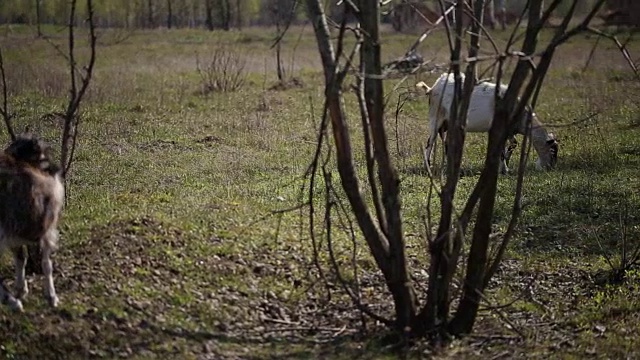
0,23 -> 639,359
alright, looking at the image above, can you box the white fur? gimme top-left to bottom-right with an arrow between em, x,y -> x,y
417,72 -> 557,173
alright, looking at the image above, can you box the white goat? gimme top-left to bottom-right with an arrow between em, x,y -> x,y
417,72 -> 558,173
0,134 -> 64,311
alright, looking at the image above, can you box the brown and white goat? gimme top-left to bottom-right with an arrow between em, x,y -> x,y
0,134 -> 64,311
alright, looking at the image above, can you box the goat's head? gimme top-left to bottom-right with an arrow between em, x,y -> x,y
4,133 -> 59,174
535,132 -> 558,170
415,81 -> 432,95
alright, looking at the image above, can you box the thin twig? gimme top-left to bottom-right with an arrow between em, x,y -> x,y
585,27 -> 640,80
270,0 -> 300,49
61,0 -> 97,180
323,165 -> 394,327
0,47 -> 16,140
305,96 -> 331,300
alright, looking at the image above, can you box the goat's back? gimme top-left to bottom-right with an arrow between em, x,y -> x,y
0,156 -> 64,244
428,73 -> 512,132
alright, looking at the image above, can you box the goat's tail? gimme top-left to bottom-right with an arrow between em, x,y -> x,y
415,81 -> 432,94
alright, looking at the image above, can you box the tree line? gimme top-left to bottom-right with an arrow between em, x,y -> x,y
0,0 -> 301,30
0,0 -> 614,32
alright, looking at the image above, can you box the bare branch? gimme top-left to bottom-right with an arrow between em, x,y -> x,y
0,48 -> 16,140
61,0 -> 97,179
582,33 -> 602,73
323,166 -> 393,327
585,27 -> 640,80
405,3 -> 456,57
304,96 -> 332,300
270,0 -> 300,49
355,41 -> 387,234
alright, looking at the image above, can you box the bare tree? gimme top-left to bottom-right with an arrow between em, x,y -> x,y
167,0 -> 173,29
268,0 -> 297,82
147,0 -> 155,28
235,0 -> 243,29
0,49 -> 16,141
304,0 -> 611,341
204,0 -> 214,30
220,0 -> 231,31
35,0 -> 43,37
59,0 -> 97,179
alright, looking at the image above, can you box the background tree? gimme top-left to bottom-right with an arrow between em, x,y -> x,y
166,0 -> 173,28
205,0 -> 214,30
217,0 -> 231,30
35,0 -> 42,36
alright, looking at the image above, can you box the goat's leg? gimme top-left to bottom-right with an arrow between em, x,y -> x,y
1,246 -> 23,311
0,278 -> 23,312
499,156 -> 508,174
0,245 -> 22,311
500,144 -> 509,174
500,136 -> 518,174
506,136 -> 518,165
424,133 -> 438,172
441,130 -> 448,160
12,246 -> 28,299
41,243 -> 58,307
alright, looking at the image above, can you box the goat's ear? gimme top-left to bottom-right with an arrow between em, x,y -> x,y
546,132 -> 557,143
5,137 -> 29,157
16,130 -> 35,141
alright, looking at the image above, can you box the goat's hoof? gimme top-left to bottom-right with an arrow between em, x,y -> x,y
8,297 -> 24,312
47,295 -> 59,308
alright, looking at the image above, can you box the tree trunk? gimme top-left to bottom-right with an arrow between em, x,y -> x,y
305,0 -> 420,334
236,0 -> 243,29
417,0 -> 469,337
205,0 -> 214,30
485,0 -> 496,29
166,0 -> 173,29
449,0 -> 545,335
219,0 -> 231,30
35,0 -> 42,37
359,0 -> 417,334
147,0 -> 155,28
275,20 -> 284,81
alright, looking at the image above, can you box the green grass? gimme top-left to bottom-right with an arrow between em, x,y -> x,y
0,24 -> 639,359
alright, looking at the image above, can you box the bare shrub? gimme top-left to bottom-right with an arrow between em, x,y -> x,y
594,205 -> 640,284
196,47 -> 247,94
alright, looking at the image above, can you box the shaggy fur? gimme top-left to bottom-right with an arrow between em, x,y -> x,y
0,134 -> 64,311
4,134 -> 62,275
417,72 -> 559,173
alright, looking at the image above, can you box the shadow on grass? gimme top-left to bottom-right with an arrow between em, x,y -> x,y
516,171 -> 640,258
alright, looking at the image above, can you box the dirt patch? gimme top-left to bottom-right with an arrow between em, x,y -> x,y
268,78 -> 305,91
2,217 -> 638,359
